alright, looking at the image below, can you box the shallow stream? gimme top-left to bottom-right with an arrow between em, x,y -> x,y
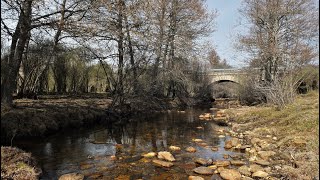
15,107 -> 243,179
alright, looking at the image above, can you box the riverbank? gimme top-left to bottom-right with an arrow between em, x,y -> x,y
1,94 -> 210,144
1,146 -> 42,179
1,94 -> 113,144
225,90 -> 319,179
1,94 -> 204,179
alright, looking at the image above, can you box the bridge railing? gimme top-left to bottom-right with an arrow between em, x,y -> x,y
184,68 -> 261,74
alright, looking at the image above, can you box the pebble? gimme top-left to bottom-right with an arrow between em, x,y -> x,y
211,147 -> 219,151
273,137 -> 278,140
274,165 -> 281,170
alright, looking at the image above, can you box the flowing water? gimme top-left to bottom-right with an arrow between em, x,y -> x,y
15,107 -> 243,179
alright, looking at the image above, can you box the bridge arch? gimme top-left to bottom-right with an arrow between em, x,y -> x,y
210,75 -> 241,84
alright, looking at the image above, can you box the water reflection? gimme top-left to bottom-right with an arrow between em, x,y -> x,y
15,108 -> 242,179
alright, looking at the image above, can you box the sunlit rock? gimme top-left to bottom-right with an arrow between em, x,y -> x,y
249,164 -> 264,173
223,154 -> 229,159
87,173 -> 103,179
188,176 -> 204,180
211,147 -> 219,151
59,173 -> 84,180
195,158 -> 210,166
110,155 -> 117,160
208,165 -> 217,170
214,160 -> 230,167
254,160 -> 270,166
252,170 -> 268,178
230,160 -> 246,166
115,175 -> 130,180
257,151 -> 276,160
152,159 -> 174,168
224,137 -> 239,149
219,169 -> 241,180
157,151 -> 175,162
169,146 -> 181,151
192,138 -> 203,142
238,165 -> 251,176
142,152 -> 156,158
192,167 -> 214,175
186,147 -> 197,153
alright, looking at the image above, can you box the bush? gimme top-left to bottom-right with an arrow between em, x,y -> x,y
238,77 -> 266,106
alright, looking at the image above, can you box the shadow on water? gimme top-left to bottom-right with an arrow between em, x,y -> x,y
14,108 -> 243,179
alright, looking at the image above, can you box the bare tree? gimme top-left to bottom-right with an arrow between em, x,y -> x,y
1,0 -> 88,104
1,0 -> 33,105
238,0 -> 319,82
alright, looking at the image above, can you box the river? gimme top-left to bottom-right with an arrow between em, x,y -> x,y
15,107 -> 243,179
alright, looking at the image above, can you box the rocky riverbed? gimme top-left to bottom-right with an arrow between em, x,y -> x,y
4,92 -> 318,180
56,109 -> 288,180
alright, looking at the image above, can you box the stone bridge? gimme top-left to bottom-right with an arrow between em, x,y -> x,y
186,68 -> 262,84
206,68 -> 249,84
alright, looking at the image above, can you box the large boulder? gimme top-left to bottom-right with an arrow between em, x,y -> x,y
157,151 -> 175,162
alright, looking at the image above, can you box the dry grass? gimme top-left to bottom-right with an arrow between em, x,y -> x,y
1,146 -> 41,180
226,90 -> 319,179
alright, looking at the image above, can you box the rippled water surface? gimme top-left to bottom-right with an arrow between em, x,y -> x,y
16,108 -> 242,179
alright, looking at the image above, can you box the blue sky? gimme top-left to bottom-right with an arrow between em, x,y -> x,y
205,0 -> 249,68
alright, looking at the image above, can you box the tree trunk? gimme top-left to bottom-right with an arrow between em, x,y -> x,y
124,4 -> 138,93
116,0 -> 125,105
52,0 -> 67,94
167,0 -> 177,98
1,0 -> 33,105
